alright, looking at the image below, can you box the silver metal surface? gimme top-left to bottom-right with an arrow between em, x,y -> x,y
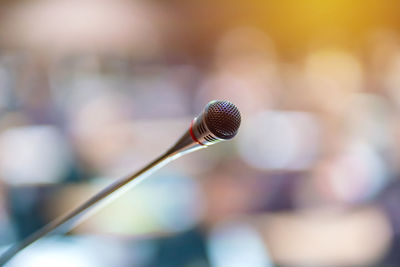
0,129 -> 205,265
0,99 -> 241,265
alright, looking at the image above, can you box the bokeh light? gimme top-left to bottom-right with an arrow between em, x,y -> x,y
0,0 -> 399,266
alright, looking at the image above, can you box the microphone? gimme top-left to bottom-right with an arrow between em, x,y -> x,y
168,100 -> 241,156
0,100 -> 241,265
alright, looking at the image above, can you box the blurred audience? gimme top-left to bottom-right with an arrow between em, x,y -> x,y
0,1 -> 399,266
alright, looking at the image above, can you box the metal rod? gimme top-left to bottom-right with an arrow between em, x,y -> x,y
0,149 -> 175,265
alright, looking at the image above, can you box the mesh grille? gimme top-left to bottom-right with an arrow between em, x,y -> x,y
204,100 -> 241,139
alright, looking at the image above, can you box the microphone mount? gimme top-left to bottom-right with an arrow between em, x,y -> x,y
0,100 -> 241,265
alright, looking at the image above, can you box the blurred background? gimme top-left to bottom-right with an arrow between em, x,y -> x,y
0,0 -> 400,266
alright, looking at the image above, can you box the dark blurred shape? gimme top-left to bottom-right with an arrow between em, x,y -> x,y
7,187 -> 50,240
379,179 -> 400,266
148,227 -> 210,267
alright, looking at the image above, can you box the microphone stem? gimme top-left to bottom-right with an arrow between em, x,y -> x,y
0,148 -> 177,265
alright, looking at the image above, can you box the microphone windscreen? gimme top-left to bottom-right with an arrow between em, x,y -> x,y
204,100 -> 241,140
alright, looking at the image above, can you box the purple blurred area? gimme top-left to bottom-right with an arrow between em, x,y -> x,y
0,0 -> 400,266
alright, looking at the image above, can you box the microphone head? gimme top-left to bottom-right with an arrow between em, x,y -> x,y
189,100 -> 241,146
204,100 -> 241,140
171,100 -> 241,153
